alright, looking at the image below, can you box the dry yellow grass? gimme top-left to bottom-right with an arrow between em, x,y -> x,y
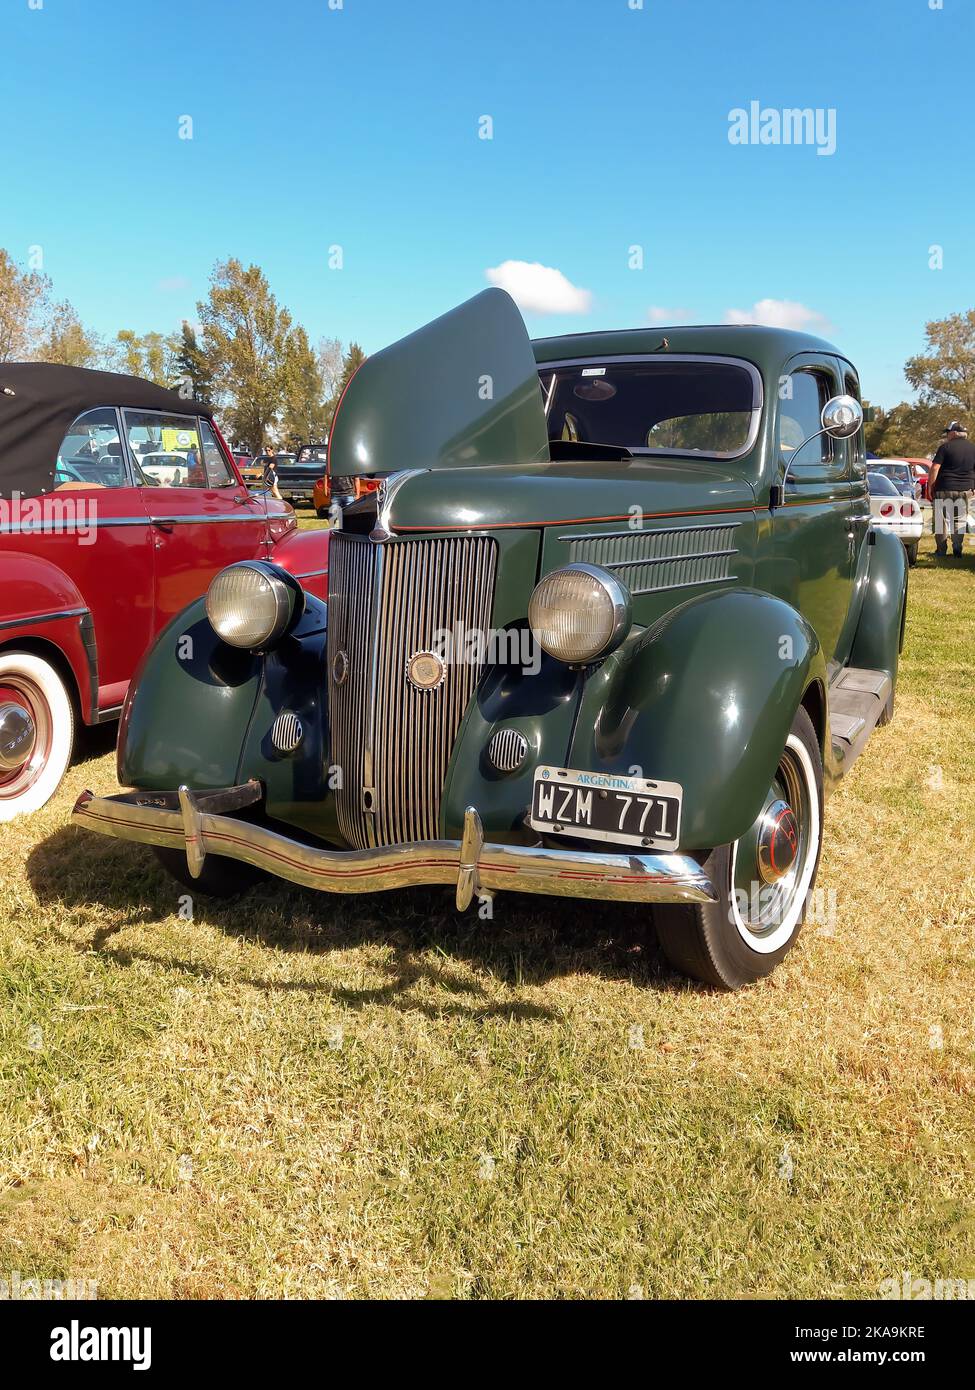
1,532 -> 974,1299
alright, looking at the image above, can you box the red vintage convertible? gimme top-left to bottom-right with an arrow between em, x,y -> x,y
0,363 -> 328,819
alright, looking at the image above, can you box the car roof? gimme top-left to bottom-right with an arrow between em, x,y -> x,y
532,323 -> 846,371
0,362 -> 213,499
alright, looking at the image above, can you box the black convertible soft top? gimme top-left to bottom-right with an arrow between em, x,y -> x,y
0,362 -> 213,499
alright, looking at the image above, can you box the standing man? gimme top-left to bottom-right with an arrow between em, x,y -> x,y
927,421 -> 975,558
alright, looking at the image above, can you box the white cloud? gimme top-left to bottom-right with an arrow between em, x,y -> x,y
156,275 -> 191,293
723,298 -> 829,331
648,306 -> 694,324
485,260 -> 592,315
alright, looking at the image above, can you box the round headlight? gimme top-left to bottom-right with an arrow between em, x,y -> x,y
205,562 -> 302,650
528,563 -> 631,664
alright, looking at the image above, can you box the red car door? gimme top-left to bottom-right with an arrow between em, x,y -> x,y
45,406 -> 153,710
122,409 -> 271,633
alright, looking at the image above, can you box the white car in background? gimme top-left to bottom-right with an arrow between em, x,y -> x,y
137,450 -> 190,486
868,470 -> 922,566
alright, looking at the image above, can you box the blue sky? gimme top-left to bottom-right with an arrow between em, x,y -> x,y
2,0 -> 972,406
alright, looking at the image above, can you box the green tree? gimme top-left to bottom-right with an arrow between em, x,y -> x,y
904,309 -> 975,419
35,299 -> 101,367
197,259 -> 293,450
280,324 -> 329,447
105,329 -> 176,385
172,319 -> 215,403
0,248 -> 51,361
326,341 -> 366,430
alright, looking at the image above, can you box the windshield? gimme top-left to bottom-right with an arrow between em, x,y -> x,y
873,463 -> 911,482
868,473 -> 900,496
538,357 -> 759,459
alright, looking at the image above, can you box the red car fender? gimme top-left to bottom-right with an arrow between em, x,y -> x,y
272,528 -> 329,601
0,550 -> 97,721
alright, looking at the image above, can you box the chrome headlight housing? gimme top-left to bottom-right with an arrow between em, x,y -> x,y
528,563 -> 632,664
205,562 -> 304,650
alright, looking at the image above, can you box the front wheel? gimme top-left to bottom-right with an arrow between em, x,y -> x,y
0,651 -> 75,821
316,506 -> 329,519
906,541 -> 918,567
654,706 -> 824,990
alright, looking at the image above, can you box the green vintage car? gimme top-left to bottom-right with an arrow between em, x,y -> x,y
73,289 -> 907,989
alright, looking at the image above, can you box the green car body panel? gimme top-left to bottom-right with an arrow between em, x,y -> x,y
113,288 -> 907,863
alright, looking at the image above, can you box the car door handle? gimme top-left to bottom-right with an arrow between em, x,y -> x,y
150,517 -> 174,532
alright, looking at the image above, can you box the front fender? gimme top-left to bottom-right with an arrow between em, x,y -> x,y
118,594 -> 328,804
272,528 -> 329,601
568,589 -> 826,852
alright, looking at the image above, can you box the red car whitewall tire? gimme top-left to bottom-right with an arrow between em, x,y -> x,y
0,651 -> 75,821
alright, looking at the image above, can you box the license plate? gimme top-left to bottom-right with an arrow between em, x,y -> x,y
529,766 -> 682,849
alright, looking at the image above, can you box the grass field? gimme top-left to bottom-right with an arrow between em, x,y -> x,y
2,531 -> 974,1300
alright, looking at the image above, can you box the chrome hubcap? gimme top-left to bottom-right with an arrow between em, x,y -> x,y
756,798 -> 799,885
0,702 -> 36,771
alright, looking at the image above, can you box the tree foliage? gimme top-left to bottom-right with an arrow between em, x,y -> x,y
104,330 -> 176,386
34,299 -> 101,367
197,259 -> 295,451
0,249 -> 53,361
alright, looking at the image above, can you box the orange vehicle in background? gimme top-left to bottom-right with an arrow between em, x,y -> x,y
312,470 -> 381,518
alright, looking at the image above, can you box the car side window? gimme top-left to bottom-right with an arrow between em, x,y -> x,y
123,410 -> 230,488
778,370 -> 833,469
54,407 -> 128,491
198,418 -> 235,487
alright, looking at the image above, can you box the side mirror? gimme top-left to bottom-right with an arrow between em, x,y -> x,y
821,395 -> 864,439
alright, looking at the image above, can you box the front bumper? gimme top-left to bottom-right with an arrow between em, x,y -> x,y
72,784 -> 716,909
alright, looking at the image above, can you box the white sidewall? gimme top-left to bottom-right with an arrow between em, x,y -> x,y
0,652 -> 74,821
730,732 -> 821,955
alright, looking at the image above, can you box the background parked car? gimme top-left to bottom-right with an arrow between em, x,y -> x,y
903,457 -> 932,500
0,363 -> 327,820
870,459 -> 922,500
312,470 -> 382,518
868,470 -> 922,565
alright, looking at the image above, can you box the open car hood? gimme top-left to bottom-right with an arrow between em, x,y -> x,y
327,289 -> 550,479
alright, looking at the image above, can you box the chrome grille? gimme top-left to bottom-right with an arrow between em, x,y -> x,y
327,533 -> 498,848
562,522 -> 740,595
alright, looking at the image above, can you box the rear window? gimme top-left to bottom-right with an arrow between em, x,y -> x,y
538,357 -> 760,458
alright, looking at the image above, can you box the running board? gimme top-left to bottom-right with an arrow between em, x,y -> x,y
829,666 -> 892,776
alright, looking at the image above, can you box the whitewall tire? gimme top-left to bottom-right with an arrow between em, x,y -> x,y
0,651 -> 75,821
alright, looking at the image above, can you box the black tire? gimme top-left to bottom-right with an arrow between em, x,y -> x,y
654,706 -> 824,990
316,506 -> 329,519
906,541 -> 918,567
152,846 -> 264,898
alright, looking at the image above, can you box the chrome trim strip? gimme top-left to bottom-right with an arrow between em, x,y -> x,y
606,547 -> 738,571
629,574 -> 738,597
557,521 -> 744,542
0,513 -> 264,533
147,514 -> 265,525
0,606 -> 89,632
72,789 -> 717,906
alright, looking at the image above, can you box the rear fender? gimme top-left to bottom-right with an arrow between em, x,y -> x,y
849,528 -> 908,679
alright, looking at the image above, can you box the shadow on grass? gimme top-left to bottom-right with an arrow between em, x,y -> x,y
28,825 -> 690,1009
